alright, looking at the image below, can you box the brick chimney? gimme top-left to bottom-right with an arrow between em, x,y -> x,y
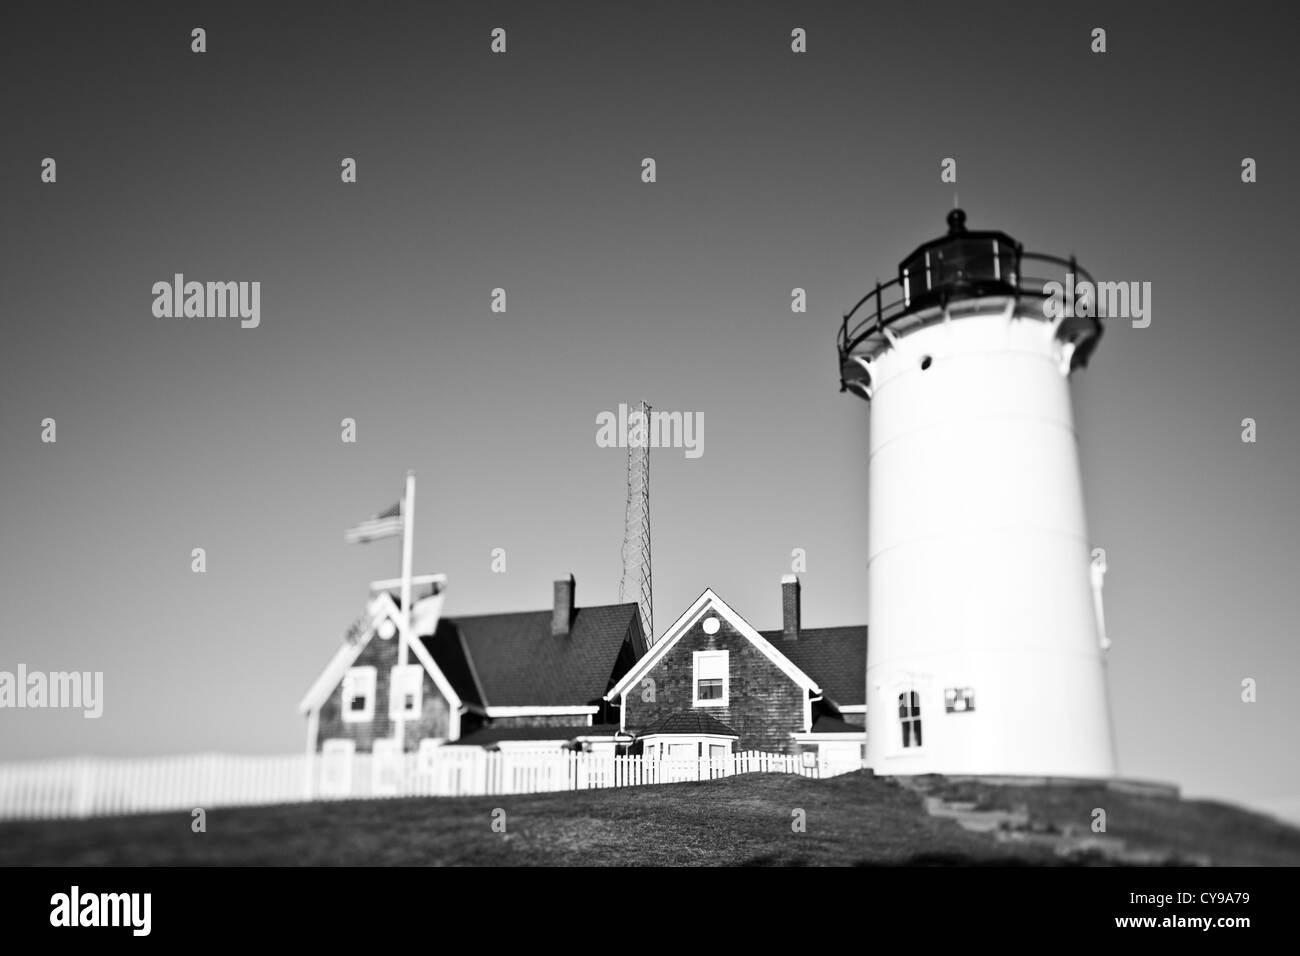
781,574 -> 800,641
552,574 -> 576,637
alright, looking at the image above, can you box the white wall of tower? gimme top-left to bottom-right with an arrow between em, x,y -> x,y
863,302 -> 1117,778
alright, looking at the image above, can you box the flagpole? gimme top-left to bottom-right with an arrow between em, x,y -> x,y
395,470 -> 416,752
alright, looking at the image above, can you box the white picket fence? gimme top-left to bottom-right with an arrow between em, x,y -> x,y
0,748 -> 858,820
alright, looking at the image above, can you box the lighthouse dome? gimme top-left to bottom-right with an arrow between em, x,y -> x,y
837,210 -> 1102,398
896,208 -> 1021,313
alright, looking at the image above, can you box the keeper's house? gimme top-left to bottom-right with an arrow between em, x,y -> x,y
298,575 -> 647,768
299,574 -> 867,774
605,577 -> 866,768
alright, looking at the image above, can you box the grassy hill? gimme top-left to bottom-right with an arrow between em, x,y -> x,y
2,771 -> 1297,866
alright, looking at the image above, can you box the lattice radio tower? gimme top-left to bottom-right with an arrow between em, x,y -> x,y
619,400 -> 654,645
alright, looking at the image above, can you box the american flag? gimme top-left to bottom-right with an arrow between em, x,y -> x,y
345,500 -> 403,544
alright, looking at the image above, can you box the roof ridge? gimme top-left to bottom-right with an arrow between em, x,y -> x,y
455,624 -> 490,708
757,624 -> 868,633
447,602 -> 638,623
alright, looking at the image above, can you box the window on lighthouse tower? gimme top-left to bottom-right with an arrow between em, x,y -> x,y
898,691 -> 922,748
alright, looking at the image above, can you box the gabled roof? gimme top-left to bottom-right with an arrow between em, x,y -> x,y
605,589 -> 821,703
758,626 -> 868,707
421,621 -> 485,708
444,603 -> 642,708
638,712 -> 739,738
298,590 -> 462,715
454,724 -> 622,747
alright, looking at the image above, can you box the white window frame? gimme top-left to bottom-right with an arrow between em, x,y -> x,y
692,650 -> 729,707
898,689 -> 923,751
341,666 -> 377,723
388,664 -> 424,720
641,735 -> 735,758
944,686 -> 975,714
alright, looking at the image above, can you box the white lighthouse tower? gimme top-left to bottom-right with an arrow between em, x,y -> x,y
839,209 -> 1116,778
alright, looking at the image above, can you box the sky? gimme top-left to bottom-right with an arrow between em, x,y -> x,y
1,1 -> 1297,824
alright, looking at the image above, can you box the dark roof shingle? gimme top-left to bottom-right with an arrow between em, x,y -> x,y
758,626 -> 867,706
420,622 -> 484,707
810,714 -> 866,734
637,712 -> 740,738
437,603 -> 640,708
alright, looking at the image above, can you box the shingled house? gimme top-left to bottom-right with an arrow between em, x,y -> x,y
298,574 -> 648,790
604,576 -> 867,769
300,572 -> 866,793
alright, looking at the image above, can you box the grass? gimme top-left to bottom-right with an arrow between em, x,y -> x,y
1,772 -> 1295,866
928,776 -> 1300,867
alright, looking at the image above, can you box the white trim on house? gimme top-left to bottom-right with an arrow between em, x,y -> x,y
692,650 -> 729,707
298,591 -> 400,713
299,588 -> 466,732
837,704 -> 866,715
297,622 -> 376,714
605,588 -> 822,707
370,573 -> 447,593
791,731 -> 868,743
403,625 -> 465,718
388,664 -> 424,720
494,740 -> 573,753
341,666 -> 377,722
640,734 -> 738,762
299,600 -> 384,712
483,706 -> 599,718
640,732 -> 739,744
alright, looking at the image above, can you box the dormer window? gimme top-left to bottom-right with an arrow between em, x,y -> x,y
342,666 -> 376,722
693,651 -> 729,707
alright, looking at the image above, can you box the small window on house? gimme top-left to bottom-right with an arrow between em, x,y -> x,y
342,666 -> 376,723
944,687 -> 975,713
898,691 -> 922,748
388,664 -> 424,720
693,651 -> 729,706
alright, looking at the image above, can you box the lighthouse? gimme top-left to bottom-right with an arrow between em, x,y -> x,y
838,209 -> 1117,778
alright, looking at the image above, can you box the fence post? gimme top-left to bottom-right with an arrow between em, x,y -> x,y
73,757 -> 94,819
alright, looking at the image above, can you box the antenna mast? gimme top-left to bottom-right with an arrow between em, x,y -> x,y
619,400 -> 654,645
